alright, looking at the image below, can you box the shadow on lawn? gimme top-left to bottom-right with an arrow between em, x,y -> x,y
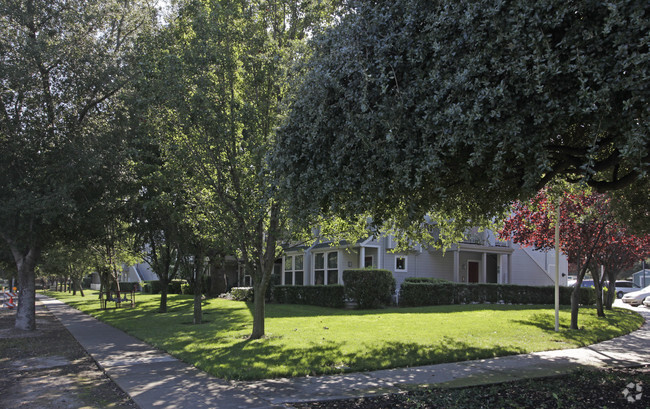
262,301 -> 556,319
182,335 -> 528,380
511,308 -> 643,346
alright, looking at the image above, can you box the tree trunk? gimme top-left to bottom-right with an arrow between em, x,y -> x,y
249,203 -> 280,340
11,244 -> 41,331
250,279 -> 266,339
591,267 -> 605,317
193,261 -> 203,325
570,264 -> 588,330
570,285 -> 580,330
159,272 -> 169,313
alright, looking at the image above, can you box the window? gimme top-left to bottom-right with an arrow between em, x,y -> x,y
395,256 -> 407,272
294,255 -> 304,285
314,251 -> 338,285
283,255 -> 304,286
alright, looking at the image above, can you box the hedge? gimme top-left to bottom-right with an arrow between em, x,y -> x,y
403,277 -> 451,284
142,280 -> 187,295
230,287 -> 254,302
399,282 -> 597,307
273,285 -> 345,308
110,282 -> 139,292
343,269 -> 396,309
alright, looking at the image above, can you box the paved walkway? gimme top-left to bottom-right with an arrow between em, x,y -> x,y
37,294 -> 650,409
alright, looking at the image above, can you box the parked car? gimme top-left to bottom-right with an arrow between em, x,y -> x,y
613,280 -> 640,299
567,279 -> 594,287
621,285 -> 650,306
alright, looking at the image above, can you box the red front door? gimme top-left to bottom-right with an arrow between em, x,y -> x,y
468,261 -> 479,283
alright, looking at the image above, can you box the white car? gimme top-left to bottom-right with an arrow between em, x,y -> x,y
643,297 -> 650,307
613,280 -> 640,299
621,284 -> 650,306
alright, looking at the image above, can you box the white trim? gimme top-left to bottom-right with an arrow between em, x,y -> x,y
312,250 -> 340,285
395,255 -> 408,272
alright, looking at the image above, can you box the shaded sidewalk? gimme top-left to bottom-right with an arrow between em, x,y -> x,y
38,294 -> 650,408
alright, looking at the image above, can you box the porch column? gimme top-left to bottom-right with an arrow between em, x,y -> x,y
481,252 -> 487,283
304,250 -> 311,285
499,254 -> 506,284
507,254 -> 512,284
360,247 -> 366,268
453,249 -> 460,282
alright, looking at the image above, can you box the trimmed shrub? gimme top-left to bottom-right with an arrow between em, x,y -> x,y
230,287 -> 254,302
143,280 -> 162,294
404,277 -> 451,284
273,285 -> 345,308
168,280 -> 185,294
399,281 -> 597,307
343,269 -> 396,309
110,282 -> 139,292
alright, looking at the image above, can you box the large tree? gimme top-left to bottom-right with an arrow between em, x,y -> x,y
144,0 -> 338,339
0,0 -> 156,330
272,0 -> 649,236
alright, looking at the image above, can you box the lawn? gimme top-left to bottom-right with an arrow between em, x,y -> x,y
44,291 -> 643,380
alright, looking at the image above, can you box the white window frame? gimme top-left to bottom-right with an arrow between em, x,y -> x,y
395,255 -> 408,272
313,250 -> 339,285
283,255 -> 304,286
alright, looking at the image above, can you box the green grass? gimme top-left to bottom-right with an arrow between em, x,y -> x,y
44,290 -> 644,380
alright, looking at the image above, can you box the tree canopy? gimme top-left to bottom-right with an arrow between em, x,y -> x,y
0,0 -> 156,330
273,0 -> 649,235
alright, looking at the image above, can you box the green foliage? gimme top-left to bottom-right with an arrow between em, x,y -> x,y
48,291 -> 641,380
342,269 -> 395,309
230,287 -> 255,302
273,0 -> 650,239
404,277 -> 451,284
273,285 -> 345,308
110,282 -> 139,293
399,282 -> 596,307
143,280 -> 162,294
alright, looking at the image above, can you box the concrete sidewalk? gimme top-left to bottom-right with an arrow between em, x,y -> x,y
38,294 -> 650,409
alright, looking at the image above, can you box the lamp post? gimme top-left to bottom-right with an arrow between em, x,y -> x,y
555,199 -> 560,332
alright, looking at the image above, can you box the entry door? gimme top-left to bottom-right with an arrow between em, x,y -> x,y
468,261 -> 479,283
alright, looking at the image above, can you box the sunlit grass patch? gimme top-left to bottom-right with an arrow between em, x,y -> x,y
45,290 -> 643,380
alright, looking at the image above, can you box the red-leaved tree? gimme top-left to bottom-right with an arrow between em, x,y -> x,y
500,189 -> 649,329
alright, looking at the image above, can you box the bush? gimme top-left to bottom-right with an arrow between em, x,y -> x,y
143,280 -> 162,294
230,287 -> 254,302
343,269 -> 396,309
273,285 -> 345,308
399,281 -> 597,307
110,282 -> 138,292
404,277 -> 450,284
168,280 -> 185,294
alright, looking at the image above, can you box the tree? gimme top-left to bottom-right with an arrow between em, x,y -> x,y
142,0 -> 339,339
500,189 -> 650,328
597,229 -> 650,309
40,244 -> 97,296
0,0 -> 156,330
272,0 -> 649,237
